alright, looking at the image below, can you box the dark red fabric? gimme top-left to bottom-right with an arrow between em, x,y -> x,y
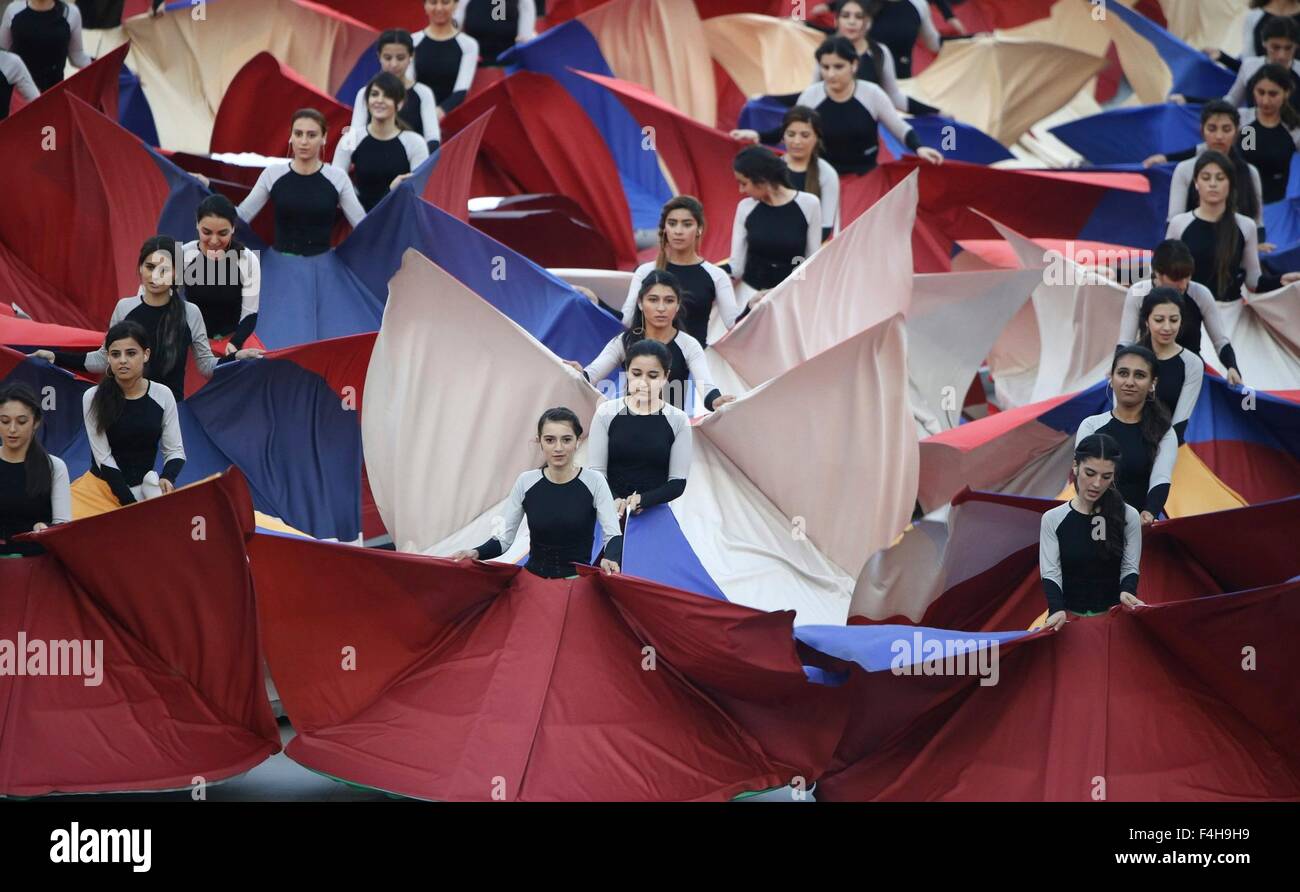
211,53 -> 352,159
252,537 -> 848,800
821,583 -> 1300,801
421,108 -> 493,222
954,0 -> 1056,30
471,206 -> 619,269
0,472 -> 279,796
1189,440 -> 1300,507
441,72 -> 638,266
574,69 -> 743,263
712,59 -> 746,134
309,0 -> 424,30
0,93 -> 171,329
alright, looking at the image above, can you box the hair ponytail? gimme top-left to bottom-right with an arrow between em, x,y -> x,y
624,269 -> 685,348
1193,152 -> 1241,298
781,106 -> 825,200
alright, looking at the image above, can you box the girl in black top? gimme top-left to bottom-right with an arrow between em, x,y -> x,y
413,0 -> 480,118
455,0 -> 535,66
182,194 -> 265,355
1133,287 -> 1205,445
76,320 -> 186,508
587,340 -> 694,519
0,47 -> 37,120
0,382 -> 70,557
350,30 -> 441,150
236,109 -> 366,256
1039,433 -> 1145,631
332,72 -> 430,212
817,0 -> 936,114
781,106 -> 841,241
34,235 -> 259,401
729,145 -> 822,309
868,0 -> 955,79
1075,346 -> 1177,525
1237,64 -> 1300,203
450,407 -> 622,579
0,0 -> 92,92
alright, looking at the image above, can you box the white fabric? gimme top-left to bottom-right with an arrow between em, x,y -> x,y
548,268 -> 633,312
1200,284 -> 1300,390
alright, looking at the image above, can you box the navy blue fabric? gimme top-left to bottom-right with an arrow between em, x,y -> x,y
793,624 -> 1030,673
1049,104 -> 1201,166
117,64 -> 159,147
1109,4 -> 1235,100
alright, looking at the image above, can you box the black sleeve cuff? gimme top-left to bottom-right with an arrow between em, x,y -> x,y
904,129 -> 923,152
1257,272 -> 1283,293
637,478 -> 686,510
703,388 -> 721,412
161,459 -> 185,483
1218,343 -> 1239,376
1165,146 -> 1198,163
906,97 -> 940,116
1219,53 -> 1241,73
475,538 -> 503,561
1043,580 -> 1065,616
441,91 -> 466,114
98,467 -> 136,506
602,534 -> 623,566
1120,573 -> 1140,596
1146,483 -> 1171,517
934,0 -> 955,18
758,125 -> 784,145
51,350 -> 88,371
231,312 -> 258,349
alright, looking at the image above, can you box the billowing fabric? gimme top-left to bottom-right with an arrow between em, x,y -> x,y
878,116 -> 1013,165
442,72 -> 638,266
1202,286 -> 1300,392
815,579 -> 1300,800
907,37 -> 1106,145
0,471 -> 279,796
1155,0 -> 1243,55
405,108 -> 494,222
252,538 -> 849,800
121,0 -> 378,153
702,14 -> 823,99
577,0 -> 716,126
574,70 -> 741,262
210,52 -> 352,158
1049,104 -> 1201,166
310,0 -> 424,31
1101,1 -> 1235,105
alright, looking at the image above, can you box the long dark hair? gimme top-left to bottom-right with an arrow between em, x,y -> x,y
733,144 -> 791,189
815,35 -> 859,67
91,321 -> 151,435
1112,345 -> 1172,464
655,196 -> 704,270
136,235 -> 187,380
626,269 -> 684,346
194,193 -> 244,254
536,407 -> 582,439
1073,433 -> 1127,560
1137,286 -> 1185,350
365,71 -> 411,131
625,338 -> 673,375
1192,152 -> 1242,299
782,105 -> 825,200
0,382 -> 52,500
1150,238 -> 1195,281
1199,100 -> 1261,220
833,0 -> 885,83
1248,62 -> 1300,128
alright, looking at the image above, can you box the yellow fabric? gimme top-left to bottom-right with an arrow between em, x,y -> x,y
253,512 -> 312,538
1163,444 -> 1247,518
122,0 -> 377,153
703,14 -> 824,99
70,471 -> 123,519
580,0 -> 716,125
907,37 -> 1106,145
1028,609 -> 1048,631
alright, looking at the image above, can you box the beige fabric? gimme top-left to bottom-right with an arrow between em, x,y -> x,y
580,0 -> 717,125
362,250 -> 601,554
1099,4 -> 1173,104
906,36 -> 1106,144
1202,288 -> 1300,391
712,171 -> 917,390
999,0 -> 1113,57
697,316 -> 917,580
1157,0 -> 1245,56
122,0 -> 377,153
702,13 -> 825,99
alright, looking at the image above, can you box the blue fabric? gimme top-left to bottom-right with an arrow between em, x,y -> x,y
620,504 -> 728,601
1262,238 -> 1300,273
502,22 -> 670,231
1077,163 -> 1174,250
1109,4 -> 1235,100
145,147 -> 220,244
793,624 -> 1030,673
256,250 -> 382,349
1184,376 -> 1300,459
0,358 -> 90,460
1038,380 -> 1113,436
1260,154 -> 1300,248
117,65 -> 159,147
1049,104 -> 1202,166
880,116 -> 1013,165
337,40 -> 382,106
737,93 -> 799,136
183,358 -> 363,540
336,186 -> 620,363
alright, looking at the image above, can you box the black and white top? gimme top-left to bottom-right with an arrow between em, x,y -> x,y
349,81 -> 441,149
0,47 -> 37,120
869,0 -> 942,79
1149,348 -> 1204,445
181,240 -> 260,347
473,466 -> 622,578
1225,55 -> 1300,113
1237,108 -> 1300,204
786,158 -> 841,240
587,397 -> 692,507
1075,411 -> 1177,516
411,29 -> 479,114
0,453 -> 69,556
793,80 -> 919,174
1242,9 -> 1300,59
455,0 -> 535,66
1119,278 -> 1239,373
619,260 -> 738,347
1168,149 -> 1263,223
83,379 -> 185,506
331,129 -> 430,212
730,192 -> 822,292
584,330 -> 721,414
0,0 -> 92,92
52,290 -> 228,402
812,42 -> 908,111
236,161 -> 366,256
1039,499 -> 1142,616
1166,211 -> 1265,302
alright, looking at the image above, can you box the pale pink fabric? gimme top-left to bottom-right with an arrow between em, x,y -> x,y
703,14 -> 824,99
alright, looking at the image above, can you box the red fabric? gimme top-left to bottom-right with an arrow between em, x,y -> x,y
252,539 -> 849,800
1189,440 -> 1300,506
309,0 -> 425,30
6,40 -> 126,119
441,72 -> 638,267
0,316 -> 102,349
211,53 -> 352,159
712,59 -> 747,134
0,472 -> 279,796
1096,42 -> 1122,104
957,238 -> 1147,269
0,93 -> 171,329
471,206 -> 619,269
574,69 -> 743,263
421,109 -> 494,222
821,582 -> 1300,801
1133,0 -> 1167,29
954,0 -> 1056,30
